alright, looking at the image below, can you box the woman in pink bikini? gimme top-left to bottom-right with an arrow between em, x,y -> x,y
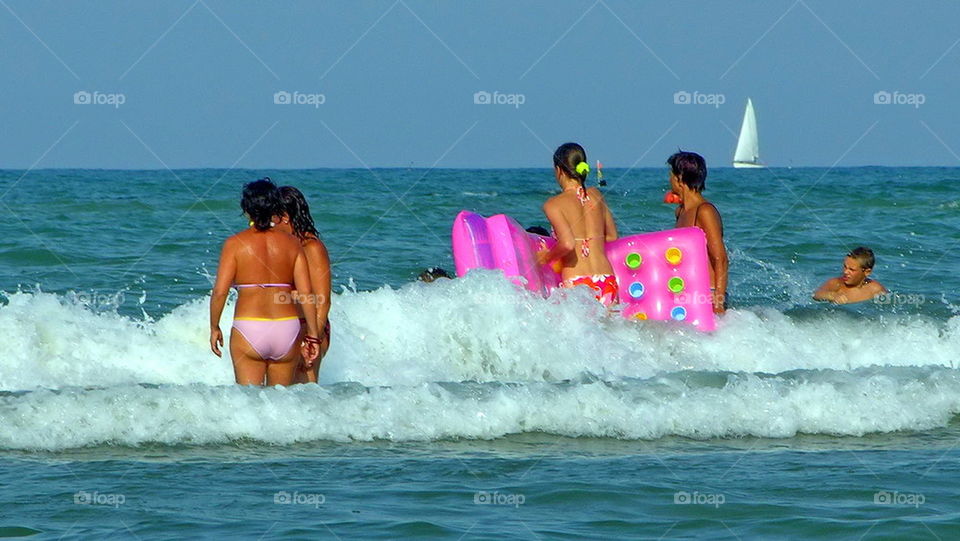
536,142 -> 619,305
275,185 -> 332,384
209,178 -> 321,386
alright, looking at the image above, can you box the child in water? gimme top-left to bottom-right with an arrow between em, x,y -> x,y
536,142 -> 619,304
813,246 -> 887,304
667,151 -> 729,313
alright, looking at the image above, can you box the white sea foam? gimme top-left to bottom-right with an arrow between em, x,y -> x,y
1,274 -> 958,449
2,367 -> 958,450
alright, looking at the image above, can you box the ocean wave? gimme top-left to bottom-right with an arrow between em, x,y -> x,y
2,275 -> 959,449
1,274 -> 958,393
2,366 -> 958,450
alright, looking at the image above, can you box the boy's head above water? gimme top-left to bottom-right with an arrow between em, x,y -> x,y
842,246 -> 875,286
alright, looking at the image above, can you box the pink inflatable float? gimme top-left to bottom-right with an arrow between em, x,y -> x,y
451,210 -> 716,331
605,228 -> 716,331
451,211 -> 560,296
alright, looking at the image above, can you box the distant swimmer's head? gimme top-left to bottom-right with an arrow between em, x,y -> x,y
241,178 -> 281,231
525,225 -> 550,236
553,142 -> 589,186
418,267 -> 452,283
279,185 -> 319,241
842,246 -> 875,286
667,150 -> 707,193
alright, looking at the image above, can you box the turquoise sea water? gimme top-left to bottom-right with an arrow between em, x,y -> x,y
1,167 -> 959,538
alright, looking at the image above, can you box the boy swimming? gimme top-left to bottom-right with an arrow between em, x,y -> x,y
813,246 -> 887,304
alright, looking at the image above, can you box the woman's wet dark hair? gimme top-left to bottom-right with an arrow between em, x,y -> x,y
241,178 -> 281,231
667,150 -> 707,192
279,186 -> 319,241
553,142 -> 589,186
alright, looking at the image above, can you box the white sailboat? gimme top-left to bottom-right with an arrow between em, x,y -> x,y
733,98 -> 764,168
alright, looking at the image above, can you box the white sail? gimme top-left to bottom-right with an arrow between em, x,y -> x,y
733,98 -> 763,168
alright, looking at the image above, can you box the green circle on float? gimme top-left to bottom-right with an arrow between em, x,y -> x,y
625,252 -> 642,269
667,276 -> 685,293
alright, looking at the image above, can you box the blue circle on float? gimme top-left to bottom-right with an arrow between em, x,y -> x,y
628,281 -> 644,299
670,306 -> 687,321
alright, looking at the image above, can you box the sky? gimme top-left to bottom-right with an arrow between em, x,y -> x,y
1,0 -> 959,169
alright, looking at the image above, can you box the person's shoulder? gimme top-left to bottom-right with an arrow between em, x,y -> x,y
821,277 -> 843,289
696,201 -> 723,229
543,194 -> 562,209
867,280 -> 887,293
224,231 -> 245,247
700,201 -> 722,217
302,236 -> 329,257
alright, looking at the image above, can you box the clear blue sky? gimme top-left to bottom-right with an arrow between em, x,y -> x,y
2,0 -> 959,168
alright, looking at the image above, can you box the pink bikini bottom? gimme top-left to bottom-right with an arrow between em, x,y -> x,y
231,317 -> 302,361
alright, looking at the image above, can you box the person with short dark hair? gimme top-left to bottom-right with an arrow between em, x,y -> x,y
418,267 -> 452,283
813,246 -> 887,304
209,178 -> 321,386
525,225 -> 550,237
667,151 -> 728,313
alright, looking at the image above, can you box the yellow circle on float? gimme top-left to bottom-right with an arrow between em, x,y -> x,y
665,247 -> 682,265
633,312 -> 648,320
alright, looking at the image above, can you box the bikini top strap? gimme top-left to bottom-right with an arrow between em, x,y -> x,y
694,202 -> 714,227
576,185 -> 590,206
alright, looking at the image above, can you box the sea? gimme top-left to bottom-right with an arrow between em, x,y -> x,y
1,167 -> 958,539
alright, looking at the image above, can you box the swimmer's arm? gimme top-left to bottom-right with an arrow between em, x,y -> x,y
813,278 -> 842,302
538,200 -> 574,264
699,205 -> 728,312
293,249 -> 320,364
304,239 -> 332,330
293,249 -> 318,338
209,237 -> 238,356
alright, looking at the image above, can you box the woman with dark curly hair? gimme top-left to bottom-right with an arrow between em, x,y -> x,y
209,178 -> 321,385
276,185 -> 331,383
